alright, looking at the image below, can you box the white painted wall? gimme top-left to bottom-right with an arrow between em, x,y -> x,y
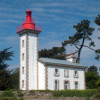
66,58 -> 73,62
20,33 -> 27,90
47,65 -> 85,90
38,61 -> 45,90
28,33 -> 38,90
20,33 -> 38,90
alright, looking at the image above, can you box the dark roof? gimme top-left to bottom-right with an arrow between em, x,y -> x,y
39,57 -> 86,69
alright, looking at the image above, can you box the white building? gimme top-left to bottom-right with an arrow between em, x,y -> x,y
16,9 -> 86,90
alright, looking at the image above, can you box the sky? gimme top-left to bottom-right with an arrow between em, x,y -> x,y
0,0 -> 100,70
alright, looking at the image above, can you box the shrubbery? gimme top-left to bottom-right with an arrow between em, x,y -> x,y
52,89 -> 97,98
0,90 -> 14,97
0,89 -> 97,99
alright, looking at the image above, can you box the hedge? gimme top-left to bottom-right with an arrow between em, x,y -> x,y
52,89 -> 97,97
0,90 -> 14,97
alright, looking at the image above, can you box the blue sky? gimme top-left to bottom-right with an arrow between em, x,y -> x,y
0,0 -> 100,69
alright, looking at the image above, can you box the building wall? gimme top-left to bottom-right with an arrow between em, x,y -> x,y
47,65 -> 85,90
38,62 -> 46,90
28,33 -> 38,90
20,33 -> 27,90
20,33 -> 38,90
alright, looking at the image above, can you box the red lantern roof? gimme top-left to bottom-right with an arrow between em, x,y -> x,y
16,9 -> 42,33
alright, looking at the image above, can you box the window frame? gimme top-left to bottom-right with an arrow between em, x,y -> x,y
74,70 -> 78,78
54,68 -> 59,76
22,53 -> 24,61
74,81 -> 78,90
64,80 -> 70,90
22,80 -> 24,88
22,40 -> 24,48
64,69 -> 69,77
22,66 -> 24,74
54,80 -> 59,90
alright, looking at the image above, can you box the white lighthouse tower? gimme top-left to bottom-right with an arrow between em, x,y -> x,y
16,9 -> 42,90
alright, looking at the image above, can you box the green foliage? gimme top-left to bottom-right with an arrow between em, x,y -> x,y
94,14 -> 100,26
93,88 -> 100,99
0,48 -> 14,70
17,91 -> 23,97
52,89 -> 97,98
9,68 -> 19,89
0,48 -> 14,90
63,20 -> 94,63
96,79 -> 100,87
0,90 -> 14,97
30,90 -> 51,94
94,14 -> 100,60
0,97 -> 23,100
85,71 -> 99,89
39,46 -> 66,60
87,65 -> 98,73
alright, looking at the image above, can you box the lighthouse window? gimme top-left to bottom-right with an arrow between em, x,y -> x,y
22,40 -> 24,47
22,66 -> 24,74
22,53 -> 24,61
22,80 -> 24,88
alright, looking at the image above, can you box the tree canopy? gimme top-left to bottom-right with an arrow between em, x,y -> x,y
39,46 -> 66,60
62,20 -> 95,63
94,14 -> 100,60
0,48 -> 14,90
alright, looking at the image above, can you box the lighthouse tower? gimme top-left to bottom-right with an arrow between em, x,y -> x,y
16,9 -> 42,90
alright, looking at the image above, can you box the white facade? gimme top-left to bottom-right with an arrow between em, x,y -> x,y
47,65 -> 85,90
38,61 -> 85,90
20,32 -> 38,90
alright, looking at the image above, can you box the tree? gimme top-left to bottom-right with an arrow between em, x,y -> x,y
9,68 -> 19,89
87,65 -> 98,73
0,48 -> 14,90
62,20 -> 95,63
85,71 -> 99,89
94,14 -> 100,60
39,46 -> 66,60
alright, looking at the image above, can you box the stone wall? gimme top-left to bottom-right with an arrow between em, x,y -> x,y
24,97 -> 87,100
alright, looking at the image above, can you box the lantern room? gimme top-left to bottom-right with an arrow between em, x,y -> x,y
16,9 -> 42,33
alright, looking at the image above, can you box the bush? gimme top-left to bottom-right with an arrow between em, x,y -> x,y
29,90 -> 51,94
52,89 -> 97,98
93,88 -> 100,99
17,91 -> 23,97
0,90 -> 14,97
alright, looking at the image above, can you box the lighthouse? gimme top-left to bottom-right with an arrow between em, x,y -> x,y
16,9 -> 42,90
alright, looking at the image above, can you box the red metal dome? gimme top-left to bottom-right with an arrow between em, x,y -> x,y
16,9 -> 42,33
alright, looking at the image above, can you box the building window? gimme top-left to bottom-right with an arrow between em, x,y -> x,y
22,40 -> 24,47
22,80 -> 24,88
22,53 -> 24,61
54,69 -> 59,76
55,80 -> 59,90
64,80 -> 70,90
75,81 -> 78,89
64,69 -> 69,77
22,66 -> 24,74
74,71 -> 78,78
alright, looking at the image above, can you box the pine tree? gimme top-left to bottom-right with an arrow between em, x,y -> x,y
62,20 -> 95,63
0,48 -> 14,90
94,14 -> 100,60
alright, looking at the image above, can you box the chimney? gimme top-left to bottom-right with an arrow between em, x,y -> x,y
66,53 -> 77,63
